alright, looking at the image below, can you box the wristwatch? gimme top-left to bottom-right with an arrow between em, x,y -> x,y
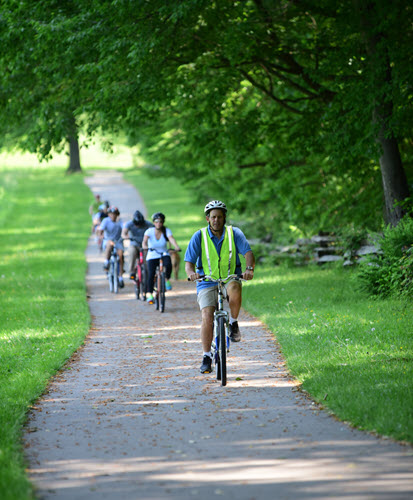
246,266 -> 254,271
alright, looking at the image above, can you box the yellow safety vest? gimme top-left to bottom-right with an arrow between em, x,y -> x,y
200,225 -> 236,280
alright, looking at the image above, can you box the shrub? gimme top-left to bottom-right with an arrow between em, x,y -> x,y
356,216 -> 413,298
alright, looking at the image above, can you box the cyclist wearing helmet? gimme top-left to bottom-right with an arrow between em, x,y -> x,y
121,210 -> 153,279
92,200 -> 110,232
97,206 -> 125,288
142,212 -> 181,304
185,200 -> 255,374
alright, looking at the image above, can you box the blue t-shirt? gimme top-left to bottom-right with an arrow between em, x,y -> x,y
99,217 -> 122,242
123,220 -> 153,247
144,227 -> 173,261
184,225 -> 251,291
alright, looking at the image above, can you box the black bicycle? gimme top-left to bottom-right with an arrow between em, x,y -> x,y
150,248 -> 180,312
192,274 -> 244,386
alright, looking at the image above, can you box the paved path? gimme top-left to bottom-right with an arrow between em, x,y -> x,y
24,171 -> 413,499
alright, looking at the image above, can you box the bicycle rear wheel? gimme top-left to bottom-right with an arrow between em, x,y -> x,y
160,272 -> 166,313
134,263 -> 141,300
217,316 -> 227,386
140,263 -> 147,301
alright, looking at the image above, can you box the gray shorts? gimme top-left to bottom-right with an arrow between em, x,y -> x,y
196,279 -> 240,310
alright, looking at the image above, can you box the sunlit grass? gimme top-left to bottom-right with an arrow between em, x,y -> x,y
0,136 -> 137,169
243,264 -> 413,442
0,166 -> 92,500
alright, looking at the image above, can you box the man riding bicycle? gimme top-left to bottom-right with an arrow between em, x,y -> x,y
98,206 -> 125,288
185,200 -> 255,374
121,210 -> 153,280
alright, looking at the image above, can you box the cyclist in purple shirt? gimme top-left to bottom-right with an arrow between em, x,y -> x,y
121,210 -> 153,279
185,200 -> 255,374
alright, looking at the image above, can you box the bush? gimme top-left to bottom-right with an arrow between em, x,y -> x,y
356,216 -> 413,298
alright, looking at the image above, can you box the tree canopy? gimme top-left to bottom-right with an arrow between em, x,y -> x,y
1,0 -> 412,236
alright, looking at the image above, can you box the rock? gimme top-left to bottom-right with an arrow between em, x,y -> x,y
296,238 -> 312,246
356,245 -> 381,256
317,255 -> 344,265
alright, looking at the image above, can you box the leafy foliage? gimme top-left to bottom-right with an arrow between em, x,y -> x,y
356,216 -> 413,298
0,0 -> 412,232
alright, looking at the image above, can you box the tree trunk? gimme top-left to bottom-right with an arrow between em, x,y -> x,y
375,115 -> 410,226
66,114 -> 82,173
67,135 -> 81,173
355,1 -> 411,226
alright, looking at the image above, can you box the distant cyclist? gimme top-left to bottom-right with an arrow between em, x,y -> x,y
92,200 -> 110,233
98,206 -> 125,288
121,210 -> 153,280
89,193 -> 101,218
142,212 -> 181,304
185,200 -> 255,374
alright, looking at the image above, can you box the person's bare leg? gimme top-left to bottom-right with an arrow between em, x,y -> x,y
105,243 -> 113,262
226,281 -> 242,319
118,250 -> 124,274
201,306 -> 215,352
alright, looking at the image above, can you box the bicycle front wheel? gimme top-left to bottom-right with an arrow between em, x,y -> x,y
154,270 -> 160,310
108,269 -> 114,293
217,316 -> 227,386
113,259 -> 119,294
160,272 -> 166,313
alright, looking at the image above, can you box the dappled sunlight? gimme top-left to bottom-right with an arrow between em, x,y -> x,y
154,324 -> 201,332
121,399 -> 193,406
27,449 -> 412,497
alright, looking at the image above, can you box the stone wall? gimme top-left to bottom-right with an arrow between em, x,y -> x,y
250,232 -> 382,266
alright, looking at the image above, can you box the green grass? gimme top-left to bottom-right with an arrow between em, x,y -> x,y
242,265 -> 413,442
0,167 -> 92,500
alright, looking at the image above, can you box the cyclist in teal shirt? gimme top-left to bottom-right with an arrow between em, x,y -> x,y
185,200 -> 255,373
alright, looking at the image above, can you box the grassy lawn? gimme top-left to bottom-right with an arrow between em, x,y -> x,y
0,163 -> 411,500
0,167 -> 92,500
242,265 -> 412,442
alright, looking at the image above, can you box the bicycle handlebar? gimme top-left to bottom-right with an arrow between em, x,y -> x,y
188,274 -> 246,282
148,248 -> 181,256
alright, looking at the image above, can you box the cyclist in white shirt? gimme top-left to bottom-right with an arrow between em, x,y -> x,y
142,212 -> 181,304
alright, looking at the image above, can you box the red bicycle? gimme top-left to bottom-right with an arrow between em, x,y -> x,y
133,247 -> 147,301
125,238 -> 147,301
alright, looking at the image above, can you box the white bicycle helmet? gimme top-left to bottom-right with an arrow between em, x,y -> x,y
204,200 -> 227,215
